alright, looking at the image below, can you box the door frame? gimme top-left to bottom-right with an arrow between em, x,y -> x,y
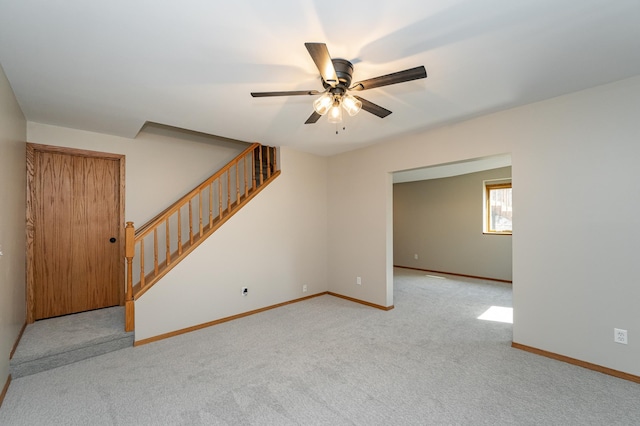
26,143 -> 126,323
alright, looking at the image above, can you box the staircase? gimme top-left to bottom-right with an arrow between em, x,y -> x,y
124,143 -> 280,331
10,143 -> 279,377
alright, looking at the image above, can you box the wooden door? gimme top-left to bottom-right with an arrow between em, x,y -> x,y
26,144 -> 125,321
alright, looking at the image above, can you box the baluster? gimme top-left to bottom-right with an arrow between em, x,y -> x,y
188,200 -> 193,245
198,190 -> 203,237
272,146 -> 277,172
266,146 -> 271,178
209,184 -> 213,228
140,240 -> 145,288
227,169 -> 232,213
165,218 -> 171,266
252,148 -> 257,190
244,154 -> 249,197
236,160 -> 240,204
153,228 -> 158,276
259,146 -> 264,185
218,178 -> 223,219
177,208 -> 182,255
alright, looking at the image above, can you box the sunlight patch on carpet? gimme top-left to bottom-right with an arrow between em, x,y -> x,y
478,306 -> 513,324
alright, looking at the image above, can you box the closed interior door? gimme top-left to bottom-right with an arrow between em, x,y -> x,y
31,148 -> 122,320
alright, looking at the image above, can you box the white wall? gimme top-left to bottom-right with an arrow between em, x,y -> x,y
27,122 -> 248,227
26,123 -> 330,344
0,63 -> 26,385
135,147 -> 328,341
328,76 -> 640,376
26,123 -> 327,340
11,72 -> 640,378
394,167 -> 512,281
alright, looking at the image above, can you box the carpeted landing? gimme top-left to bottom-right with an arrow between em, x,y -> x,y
10,306 -> 134,378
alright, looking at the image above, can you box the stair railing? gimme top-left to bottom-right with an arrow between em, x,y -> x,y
124,143 -> 279,331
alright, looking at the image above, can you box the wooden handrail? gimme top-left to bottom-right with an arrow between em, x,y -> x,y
124,144 -> 280,331
135,142 -> 260,237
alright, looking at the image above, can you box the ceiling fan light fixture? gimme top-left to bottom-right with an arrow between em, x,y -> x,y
327,100 -> 343,124
313,92 -> 334,115
251,43 -> 427,125
341,94 -> 362,116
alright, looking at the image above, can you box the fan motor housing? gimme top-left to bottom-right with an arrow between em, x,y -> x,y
323,59 -> 353,89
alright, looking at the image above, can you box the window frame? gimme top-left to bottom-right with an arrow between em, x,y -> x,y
484,180 -> 512,235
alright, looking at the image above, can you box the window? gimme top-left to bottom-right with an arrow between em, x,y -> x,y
484,180 -> 512,234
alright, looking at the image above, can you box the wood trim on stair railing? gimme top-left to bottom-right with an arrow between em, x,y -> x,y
124,144 -> 279,332
125,222 -> 135,332
134,143 -> 259,236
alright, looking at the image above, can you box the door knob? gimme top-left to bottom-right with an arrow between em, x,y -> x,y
109,237 -> 117,243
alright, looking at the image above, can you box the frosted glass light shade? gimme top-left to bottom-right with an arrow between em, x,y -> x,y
327,103 -> 343,123
313,93 -> 334,115
341,94 -> 362,116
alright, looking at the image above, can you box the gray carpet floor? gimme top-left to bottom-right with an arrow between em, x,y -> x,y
1,268 -> 639,425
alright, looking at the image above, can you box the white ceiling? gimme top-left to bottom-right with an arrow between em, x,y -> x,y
0,0 -> 639,156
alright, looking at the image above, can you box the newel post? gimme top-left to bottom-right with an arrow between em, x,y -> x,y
125,221 -> 135,332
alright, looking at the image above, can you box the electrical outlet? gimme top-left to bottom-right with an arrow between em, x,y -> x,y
241,287 -> 248,296
414,253 -> 418,260
302,284 -> 308,292
356,276 -> 362,285
614,328 -> 628,344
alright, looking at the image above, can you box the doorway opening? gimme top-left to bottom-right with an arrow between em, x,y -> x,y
390,154 -> 513,317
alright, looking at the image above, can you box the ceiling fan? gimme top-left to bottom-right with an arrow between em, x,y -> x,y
250,42 -> 427,124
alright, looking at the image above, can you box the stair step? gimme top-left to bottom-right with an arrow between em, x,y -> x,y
10,306 -> 133,378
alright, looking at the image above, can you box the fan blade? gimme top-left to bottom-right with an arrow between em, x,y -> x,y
353,96 -> 392,118
304,111 -> 322,124
350,66 -> 427,91
305,42 -> 339,87
251,90 -> 320,97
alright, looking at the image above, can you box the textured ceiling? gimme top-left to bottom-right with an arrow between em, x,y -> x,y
1,0 -> 639,156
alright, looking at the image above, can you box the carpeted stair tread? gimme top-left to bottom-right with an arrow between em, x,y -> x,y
10,306 -> 133,378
